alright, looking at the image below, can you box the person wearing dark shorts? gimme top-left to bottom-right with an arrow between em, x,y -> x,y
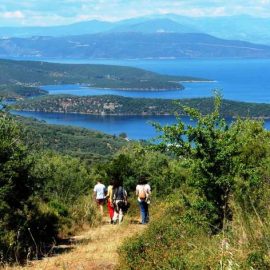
93,180 -> 106,216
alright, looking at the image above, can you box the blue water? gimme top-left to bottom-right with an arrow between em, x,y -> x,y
14,111 -> 270,140
14,111 -> 181,140
14,58 -> 270,139
42,59 -> 270,103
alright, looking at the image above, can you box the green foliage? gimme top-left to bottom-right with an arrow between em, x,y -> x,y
119,187 -> 270,269
119,94 -> 270,269
0,84 -> 46,99
97,144 -> 188,195
119,132 -> 127,139
30,152 -> 98,231
15,116 -> 128,164
0,59 -> 188,98
31,152 -> 92,205
68,195 -> 101,230
154,94 -> 242,230
119,191 -> 212,270
0,112 -> 99,263
13,94 -> 270,118
0,113 -> 59,262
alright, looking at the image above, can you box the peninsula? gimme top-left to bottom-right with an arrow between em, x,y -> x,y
0,59 -> 208,99
13,95 -> 270,119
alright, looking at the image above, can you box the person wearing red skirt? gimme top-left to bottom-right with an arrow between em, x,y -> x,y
106,180 -> 114,224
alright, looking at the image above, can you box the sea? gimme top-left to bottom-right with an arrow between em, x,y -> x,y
14,58 -> 270,140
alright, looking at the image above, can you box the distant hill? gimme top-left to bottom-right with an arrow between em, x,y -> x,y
109,18 -> 199,33
161,14 -> 270,45
1,15 -> 270,45
115,15 -> 270,45
0,20 -> 114,38
1,32 -> 270,59
0,59 -> 206,99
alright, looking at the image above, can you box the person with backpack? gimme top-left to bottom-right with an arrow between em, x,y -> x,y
106,179 -> 114,224
136,175 -> 151,224
112,180 -> 128,224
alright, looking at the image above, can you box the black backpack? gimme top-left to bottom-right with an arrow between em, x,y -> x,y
113,186 -> 125,201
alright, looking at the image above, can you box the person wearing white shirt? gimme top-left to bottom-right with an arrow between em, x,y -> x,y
136,176 -> 151,224
93,180 -> 106,216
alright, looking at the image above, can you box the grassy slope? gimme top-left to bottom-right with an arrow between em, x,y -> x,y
14,95 -> 270,118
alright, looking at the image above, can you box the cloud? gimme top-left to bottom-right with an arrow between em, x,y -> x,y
1,0 -> 270,26
2,10 -> 25,19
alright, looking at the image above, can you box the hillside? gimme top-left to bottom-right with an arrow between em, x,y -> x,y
1,33 -> 270,59
13,95 -> 270,118
0,59 -> 202,99
0,84 -> 47,99
15,115 -> 128,162
109,18 -> 199,33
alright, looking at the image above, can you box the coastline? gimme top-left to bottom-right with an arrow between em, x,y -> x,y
12,109 -> 270,120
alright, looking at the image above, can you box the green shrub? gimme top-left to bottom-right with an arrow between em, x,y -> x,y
70,195 -> 101,230
119,95 -> 270,269
0,113 -> 60,262
118,191 -> 214,270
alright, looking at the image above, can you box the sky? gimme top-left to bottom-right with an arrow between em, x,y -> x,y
0,0 -> 270,27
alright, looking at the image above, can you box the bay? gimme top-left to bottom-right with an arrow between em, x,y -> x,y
41,58 -> 270,103
13,111 -> 270,141
13,58 -> 270,139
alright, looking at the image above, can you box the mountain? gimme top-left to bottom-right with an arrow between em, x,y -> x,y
1,32 -> 270,59
109,18 -> 199,33
2,15 -> 270,45
0,20 -> 114,38
148,14 -> 270,45
0,18 -> 198,38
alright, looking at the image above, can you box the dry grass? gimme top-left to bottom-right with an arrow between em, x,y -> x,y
3,216 -> 146,270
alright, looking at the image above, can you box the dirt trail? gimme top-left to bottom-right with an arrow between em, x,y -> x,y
6,218 -> 145,270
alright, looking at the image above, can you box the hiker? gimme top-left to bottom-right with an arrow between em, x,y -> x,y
106,179 -> 114,224
136,176 -> 151,224
112,180 -> 128,224
93,179 -> 106,216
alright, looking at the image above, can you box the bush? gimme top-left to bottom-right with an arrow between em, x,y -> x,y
0,113 -> 60,262
30,152 -> 97,233
99,144 -> 188,196
118,191 -> 214,270
119,95 -> 270,269
119,188 -> 270,269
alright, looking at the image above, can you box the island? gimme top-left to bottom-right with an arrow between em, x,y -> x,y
0,59 -> 209,99
12,95 -> 270,119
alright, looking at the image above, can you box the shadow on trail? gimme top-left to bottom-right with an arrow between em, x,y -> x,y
129,219 -> 141,224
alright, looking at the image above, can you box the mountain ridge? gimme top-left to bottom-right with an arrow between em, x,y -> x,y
1,32 -> 270,59
1,14 -> 270,45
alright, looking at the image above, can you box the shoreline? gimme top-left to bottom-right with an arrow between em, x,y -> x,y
12,109 -> 270,120
85,86 -> 184,91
